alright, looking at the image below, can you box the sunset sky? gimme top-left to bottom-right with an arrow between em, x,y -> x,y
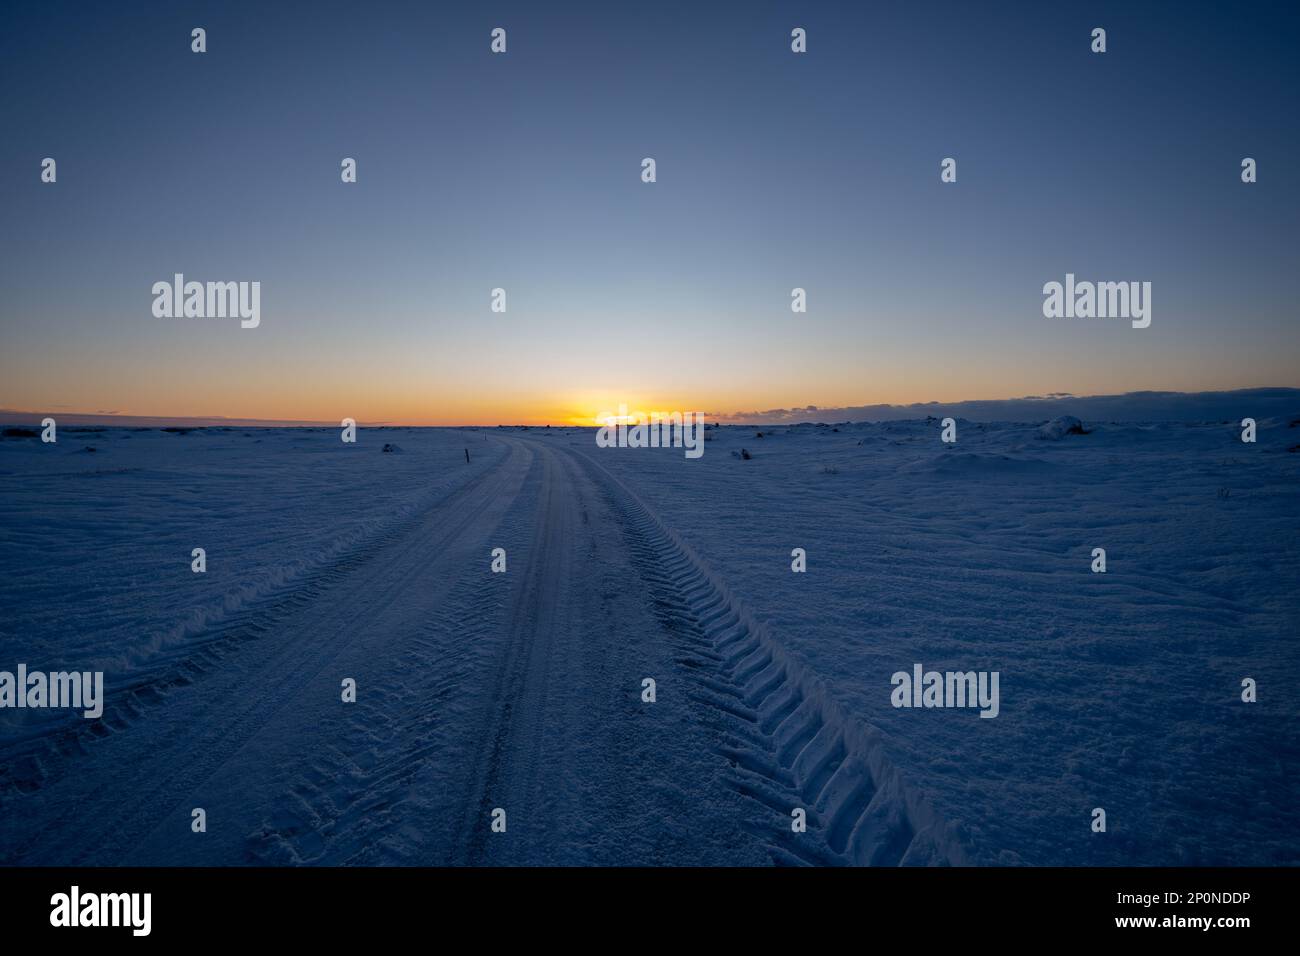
2,1 -> 1297,426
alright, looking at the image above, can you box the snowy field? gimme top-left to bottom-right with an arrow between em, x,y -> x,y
1,400 -> 1297,865
590,411 -> 1300,865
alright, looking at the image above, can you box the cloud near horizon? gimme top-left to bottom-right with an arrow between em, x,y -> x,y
713,388 -> 1300,425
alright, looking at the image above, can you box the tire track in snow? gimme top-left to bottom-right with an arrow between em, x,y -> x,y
241,569 -> 506,865
0,446 -> 511,799
436,438 -> 765,865
448,441 -> 575,865
567,444 -> 970,866
0,441 -> 534,865
239,449 -> 546,865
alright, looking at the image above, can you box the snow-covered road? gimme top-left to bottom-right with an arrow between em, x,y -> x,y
3,412 -> 1295,866
1,434 -> 956,865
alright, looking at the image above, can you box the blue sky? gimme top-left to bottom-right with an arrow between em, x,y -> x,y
1,0 -> 1296,423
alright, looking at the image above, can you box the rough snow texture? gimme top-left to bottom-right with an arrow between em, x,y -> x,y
1,413 -> 1297,865
585,415 -> 1300,865
1036,415 -> 1085,440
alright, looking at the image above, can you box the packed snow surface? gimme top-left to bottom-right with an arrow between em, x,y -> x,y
1,414 -> 1296,865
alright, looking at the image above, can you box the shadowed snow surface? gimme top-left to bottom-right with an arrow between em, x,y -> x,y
1,415 -> 1296,865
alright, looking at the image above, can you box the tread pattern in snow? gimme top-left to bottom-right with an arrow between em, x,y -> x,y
572,447 -> 969,866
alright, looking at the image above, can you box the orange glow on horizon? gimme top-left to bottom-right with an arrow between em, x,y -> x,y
0,392 -> 723,429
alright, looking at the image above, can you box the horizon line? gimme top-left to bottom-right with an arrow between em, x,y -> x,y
3,386 -> 1298,429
